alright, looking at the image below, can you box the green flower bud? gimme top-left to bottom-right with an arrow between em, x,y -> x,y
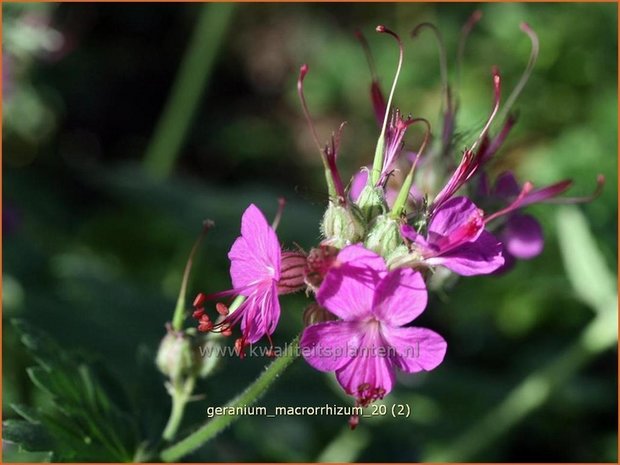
386,244 -> 410,268
321,202 -> 365,248
364,214 -> 403,258
156,332 -> 194,381
356,184 -> 387,223
195,337 -> 221,379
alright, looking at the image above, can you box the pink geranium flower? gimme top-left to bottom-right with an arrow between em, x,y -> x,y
226,204 -> 282,344
196,204 -> 306,354
300,245 -> 447,410
401,196 -> 505,276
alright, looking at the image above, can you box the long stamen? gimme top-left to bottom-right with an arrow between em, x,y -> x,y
470,67 -> 501,153
297,64 -> 337,199
456,10 -> 483,91
390,118 -> 432,218
411,23 -> 449,112
496,22 -> 539,123
371,25 -> 403,186
544,174 -> 605,205
297,65 -> 323,153
355,30 -> 386,125
172,219 -> 214,331
271,197 -> 286,230
355,29 -> 379,82
485,181 -> 533,223
480,113 -> 517,163
324,122 -> 347,201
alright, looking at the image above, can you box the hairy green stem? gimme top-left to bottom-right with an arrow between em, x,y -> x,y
162,377 -> 196,441
161,336 -> 300,461
172,221 -> 212,331
143,3 -> 236,178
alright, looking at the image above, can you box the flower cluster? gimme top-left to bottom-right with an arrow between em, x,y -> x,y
191,16 -> 602,426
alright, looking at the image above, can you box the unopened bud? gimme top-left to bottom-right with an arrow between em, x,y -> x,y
385,244 -> 410,268
195,337 -> 221,379
303,303 -> 338,326
304,245 -> 339,290
278,251 -> 307,294
355,185 -> 387,223
156,332 -> 194,381
321,202 -> 365,248
364,214 -> 403,258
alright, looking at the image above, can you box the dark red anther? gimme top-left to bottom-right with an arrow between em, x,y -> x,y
193,292 -> 207,308
192,307 -> 205,319
197,315 -> 213,332
348,414 -> 360,430
234,338 -> 246,359
216,302 -> 229,316
221,326 -> 233,337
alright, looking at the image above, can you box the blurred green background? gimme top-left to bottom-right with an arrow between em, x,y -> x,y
3,2 -> 617,462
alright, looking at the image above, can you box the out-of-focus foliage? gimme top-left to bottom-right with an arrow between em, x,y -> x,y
3,3 -> 617,462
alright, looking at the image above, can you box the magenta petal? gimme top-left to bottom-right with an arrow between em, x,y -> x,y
492,171 -> 520,197
518,179 -> 573,208
335,339 -> 396,397
401,224 -> 432,250
384,326 -> 447,373
503,214 -> 544,259
349,169 -> 368,202
300,321 -> 363,372
373,268 -> 428,327
400,224 -> 418,242
229,204 -> 281,290
240,282 -> 281,343
228,237 -> 256,295
492,246 -> 517,275
427,230 -> 505,276
371,81 -> 387,126
385,187 -> 398,208
428,196 -> 484,244
317,245 -> 386,321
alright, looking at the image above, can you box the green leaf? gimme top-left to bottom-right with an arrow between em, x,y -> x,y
556,206 -> 617,314
3,419 -> 54,452
11,319 -> 141,462
11,403 -> 41,424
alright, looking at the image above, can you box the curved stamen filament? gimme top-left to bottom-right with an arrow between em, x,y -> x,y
355,30 -> 379,83
470,67 -> 501,153
411,22 -> 450,112
271,197 -> 286,230
172,219 -> 214,331
297,64 -> 323,154
485,181 -> 533,223
356,29 -> 386,124
371,25 -> 404,186
297,64 -> 338,199
547,174 -> 605,204
456,10 -> 483,90
390,118 -> 432,218
497,22 -> 539,123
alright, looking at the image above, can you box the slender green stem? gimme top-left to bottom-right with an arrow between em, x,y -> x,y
163,377 -> 196,441
172,221 -> 212,331
371,27 -> 403,186
161,336 -> 300,462
389,119 -> 430,218
143,3 -> 236,178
